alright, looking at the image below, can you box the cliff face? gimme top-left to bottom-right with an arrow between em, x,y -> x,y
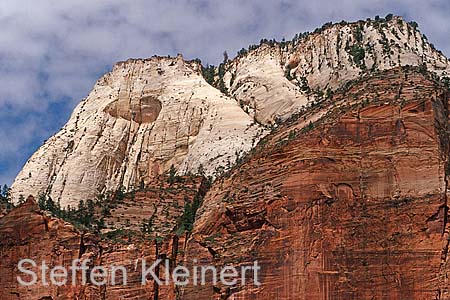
182,68 -> 450,299
11,56 -> 264,207
0,177 -> 202,300
3,68 -> 449,300
4,16 -> 450,300
11,17 -> 450,207
225,17 -> 450,124
0,197 -> 96,299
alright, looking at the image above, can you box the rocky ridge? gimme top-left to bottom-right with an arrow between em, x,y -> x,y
2,67 -> 450,300
183,67 -> 450,299
3,15 -> 450,300
11,16 -> 450,207
11,56 -> 264,207
1,174 -> 206,300
224,16 -> 450,124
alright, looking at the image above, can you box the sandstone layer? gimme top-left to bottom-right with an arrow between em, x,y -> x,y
4,16 -> 450,300
11,17 -> 450,208
11,56 -> 264,207
3,68 -> 450,300
182,68 -> 450,299
1,175 -> 205,300
225,17 -> 450,124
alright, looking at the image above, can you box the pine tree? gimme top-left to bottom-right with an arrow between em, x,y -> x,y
197,164 -> 205,177
76,200 -> 84,222
223,51 -> 229,63
0,184 -> 12,209
2,184 -> 8,198
115,186 -> 125,201
46,196 -> 56,213
141,218 -> 154,234
38,193 -> 46,210
201,64 -> 215,85
169,165 -> 177,184
5,186 -> 11,203
182,201 -> 193,232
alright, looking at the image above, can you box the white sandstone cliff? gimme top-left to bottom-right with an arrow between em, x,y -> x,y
11,16 -> 450,207
11,55 -> 265,207
225,16 -> 450,124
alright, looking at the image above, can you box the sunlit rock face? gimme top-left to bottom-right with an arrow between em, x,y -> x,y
6,16 -> 450,300
4,67 -> 450,300
11,56 -> 264,207
225,17 -> 450,125
182,68 -> 450,300
104,95 -> 163,124
11,17 -> 450,207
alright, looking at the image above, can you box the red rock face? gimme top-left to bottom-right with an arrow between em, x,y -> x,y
0,176 -> 204,300
182,68 -> 450,300
2,68 -> 450,300
0,197 -> 97,299
101,176 -> 204,234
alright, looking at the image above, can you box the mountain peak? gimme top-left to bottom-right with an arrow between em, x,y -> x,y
11,54 -> 265,207
221,15 -> 449,124
10,16 -> 450,207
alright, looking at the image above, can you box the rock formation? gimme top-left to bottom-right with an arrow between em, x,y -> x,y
11,17 -> 450,207
225,16 -> 450,124
3,66 -> 450,300
3,16 -> 450,300
183,67 -> 450,299
11,56 -> 264,207
1,176 -> 204,300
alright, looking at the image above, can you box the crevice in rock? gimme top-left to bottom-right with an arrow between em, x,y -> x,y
42,215 -> 49,232
196,239 -> 220,260
171,234 -> 179,263
206,246 -> 218,258
433,89 -> 450,299
426,205 -> 448,224
78,233 -> 86,259
153,239 -> 161,300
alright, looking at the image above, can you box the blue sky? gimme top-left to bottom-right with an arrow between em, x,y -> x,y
0,0 -> 449,186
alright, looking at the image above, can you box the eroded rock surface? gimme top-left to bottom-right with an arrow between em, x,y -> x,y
0,197 -> 97,299
3,68 -> 450,300
182,68 -> 450,299
0,179 -> 200,300
225,17 -> 450,124
11,56 -> 264,207
5,16 -> 450,300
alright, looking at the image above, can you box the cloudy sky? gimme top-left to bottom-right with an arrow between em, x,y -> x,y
0,0 -> 449,186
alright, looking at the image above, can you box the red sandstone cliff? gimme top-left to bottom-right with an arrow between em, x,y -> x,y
2,67 -> 450,299
181,67 -> 450,299
0,176 -> 206,300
